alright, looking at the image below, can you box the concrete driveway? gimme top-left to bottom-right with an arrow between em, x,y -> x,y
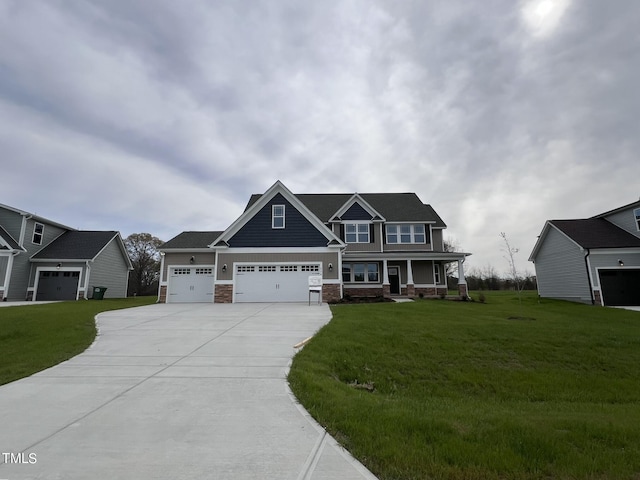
0,303 -> 377,480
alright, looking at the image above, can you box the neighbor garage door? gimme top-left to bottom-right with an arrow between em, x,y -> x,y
168,267 -> 215,303
36,271 -> 80,301
235,264 -> 320,303
599,269 -> 640,306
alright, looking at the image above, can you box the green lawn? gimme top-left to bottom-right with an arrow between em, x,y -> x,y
288,292 -> 640,480
0,297 -> 156,386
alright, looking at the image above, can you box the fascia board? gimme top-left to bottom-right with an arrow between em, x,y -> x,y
161,247 -> 215,253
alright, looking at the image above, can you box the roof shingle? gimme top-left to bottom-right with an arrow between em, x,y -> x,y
32,231 -> 119,260
551,219 -> 640,249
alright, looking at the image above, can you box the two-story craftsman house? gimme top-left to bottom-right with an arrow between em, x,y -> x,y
158,181 -> 470,303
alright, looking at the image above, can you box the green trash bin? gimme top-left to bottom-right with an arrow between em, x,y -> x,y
93,286 -> 107,300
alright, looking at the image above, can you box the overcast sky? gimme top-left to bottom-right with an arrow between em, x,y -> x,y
1,1 -> 639,277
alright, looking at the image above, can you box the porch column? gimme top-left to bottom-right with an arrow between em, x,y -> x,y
406,259 -> 415,298
382,259 -> 390,298
458,258 -> 468,298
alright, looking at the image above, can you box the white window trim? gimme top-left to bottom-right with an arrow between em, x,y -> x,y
344,222 -> 370,244
386,224 -> 426,244
433,264 -> 441,284
272,205 -> 285,229
32,222 -> 45,245
634,207 -> 640,231
342,262 -> 380,283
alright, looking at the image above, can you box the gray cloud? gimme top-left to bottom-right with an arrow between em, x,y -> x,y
1,0 -> 638,274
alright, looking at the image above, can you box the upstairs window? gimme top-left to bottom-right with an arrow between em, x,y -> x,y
635,208 -> 640,231
32,222 -> 44,245
386,224 -> 426,244
345,223 -> 369,243
272,205 -> 285,229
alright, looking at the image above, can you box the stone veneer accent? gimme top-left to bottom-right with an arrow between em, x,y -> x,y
593,289 -> 602,306
382,284 -> 391,298
406,284 -> 415,298
458,283 -> 468,298
345,287 -> 384,298
322,284 -> 341,303
0,290 -> 4,302
214,284 -> 233,303
158,285 -> 167,303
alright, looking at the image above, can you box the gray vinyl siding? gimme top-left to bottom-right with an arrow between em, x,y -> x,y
88,239 -> 130,298
603,208 -> 640,238
228,193 -> 328,247
534,227 -> 591,303
216,251 -> 340,281
432,229 -> 444,251
162,252 -> 216,281
0,207 -> 23,240
412,260 -> 435,284
0,255 -> 8,284
5,253 -> 30,300
589,252 -> 640,287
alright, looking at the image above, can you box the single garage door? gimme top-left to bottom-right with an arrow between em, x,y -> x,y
599,269 -> 640,306
168,267 -> 215,303
235,264 -> 320,303
36,271 -> 80,301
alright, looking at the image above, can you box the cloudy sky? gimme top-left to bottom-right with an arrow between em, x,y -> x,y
1,1 -> 639,276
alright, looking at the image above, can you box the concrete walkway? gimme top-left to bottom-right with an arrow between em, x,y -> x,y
0,303 -> 377,480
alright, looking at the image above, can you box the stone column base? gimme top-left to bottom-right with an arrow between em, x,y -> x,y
214,284 -> 233,303
406,284 -> 415,298
593,289 -> 602,306
382,284 -> 391,298
158,285 -> 167,303
458,283 -> 468,298
322,284 -> 341,303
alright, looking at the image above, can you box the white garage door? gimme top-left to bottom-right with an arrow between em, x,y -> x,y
168,267 -> 215,303
235,264 -> 320,303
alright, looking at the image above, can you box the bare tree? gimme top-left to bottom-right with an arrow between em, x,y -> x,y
500,232 -> 525,304
125,233 -> 163,296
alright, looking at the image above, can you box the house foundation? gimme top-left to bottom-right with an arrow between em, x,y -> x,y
322,284 -> 341,303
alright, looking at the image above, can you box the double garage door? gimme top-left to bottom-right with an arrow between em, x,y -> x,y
235,264 -> 320,303
599,269 -> 640,306
167,267 -> 214,303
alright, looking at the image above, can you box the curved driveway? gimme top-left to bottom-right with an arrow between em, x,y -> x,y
0,303 -> 377,479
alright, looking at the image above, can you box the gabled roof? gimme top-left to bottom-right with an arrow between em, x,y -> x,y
246,192 -> 447,227
0,225 -> 24,251
330,193 -> 386,222
160,231 -> 224,250
592,199 -> 640,219
530,218 -> 640,261
550,219 -> 640,249
31,231 -> 130,266
0,202 -> 75,231
215,181 -> 343,247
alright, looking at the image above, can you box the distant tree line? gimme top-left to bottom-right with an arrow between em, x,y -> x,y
447,265 -> 537,291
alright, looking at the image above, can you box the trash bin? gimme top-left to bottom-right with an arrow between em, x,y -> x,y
93,286 -> 108,300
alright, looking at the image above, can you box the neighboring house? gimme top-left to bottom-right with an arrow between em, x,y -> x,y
0,203 -> 133,301
529,199 -> 640,306
158,181 -> 470,304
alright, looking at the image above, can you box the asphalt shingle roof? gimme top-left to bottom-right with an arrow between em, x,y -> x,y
551,219 -> 640,249
160,231 -> 224,249
246,193 -> 447,227
32,231 -> 119,260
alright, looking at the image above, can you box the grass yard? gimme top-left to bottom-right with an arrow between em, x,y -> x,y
0,297 -> 156,386
288,292 -> 640,480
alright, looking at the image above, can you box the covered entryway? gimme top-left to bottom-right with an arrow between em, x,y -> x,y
167,266 -> 214,303
36,270 -> 80,301
599,269 -> 640,306
235,264 -> 320,302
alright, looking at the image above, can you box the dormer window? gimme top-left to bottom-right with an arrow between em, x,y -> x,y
272,205 -> 285,229
32,222 -> 44,245
345,223 -> 369,243
635,208 -> 640,231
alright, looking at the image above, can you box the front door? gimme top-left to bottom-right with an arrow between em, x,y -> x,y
388,267 -> 400,295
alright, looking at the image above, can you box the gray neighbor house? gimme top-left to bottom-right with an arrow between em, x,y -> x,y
158,181 -> 470,303
529,199 -> 640,306
0,203 -> 132,301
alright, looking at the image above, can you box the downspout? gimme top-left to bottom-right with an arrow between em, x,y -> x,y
584,249 -> 595,305
84,261 -> 91,300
